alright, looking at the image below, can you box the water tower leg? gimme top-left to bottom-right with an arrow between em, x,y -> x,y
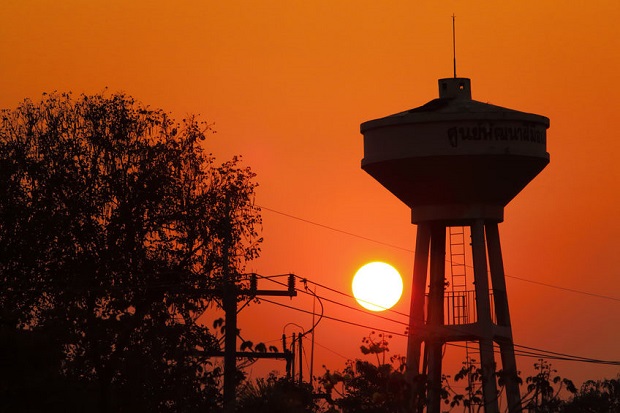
427,341 -> 444,413
486,223 -> 509,323
407,223 -> 430,412
426,224 -> 446,413
471,220 -> 500,413
479,339 -> 499,413
498,340 -> 522,413
486,223 -> 522,412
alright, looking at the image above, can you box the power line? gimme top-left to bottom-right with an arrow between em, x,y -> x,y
261,294 -> 620,366
302,276 -> 411,319
259,297 -> 408,338
313,340 -> 349,361
257,271 -> 620,368
255,274 -> 620,368
259,206 -> 620,303
513,343 -> 620,366
504,275 -> 620,302
257,274 -> 409,327
259,205 -> 414,253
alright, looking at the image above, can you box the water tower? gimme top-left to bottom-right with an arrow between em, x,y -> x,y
360,77 -> 549,413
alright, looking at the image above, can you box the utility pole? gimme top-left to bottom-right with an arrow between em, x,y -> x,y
309,287 -> 316,388
215,198 -> 299,411
220,272 -> 297,411
298,332 -> 303,384
222,274 -> 238,410
222,200 -> 236,411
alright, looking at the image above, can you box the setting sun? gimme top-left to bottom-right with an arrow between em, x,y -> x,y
352,262 -> 403,312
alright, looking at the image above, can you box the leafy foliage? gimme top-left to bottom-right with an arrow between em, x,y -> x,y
236,373 -> 317,413
562,375 -> 620,412
0,92 -> 262,412
522,359 -> 576,413
319,333 -> 410,413
228,331 -> 618,413
442,356 -> 598,413
443,358 -> 486,412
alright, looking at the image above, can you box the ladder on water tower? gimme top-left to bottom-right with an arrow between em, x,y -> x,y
449,226 -> 478,412
449,227 -> 467,289
448,227 -> 468,324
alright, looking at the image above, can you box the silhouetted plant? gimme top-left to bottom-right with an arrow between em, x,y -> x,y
522,359 -> 576,412
441,357 -> 580,412
443,358 -> 530,412
236,373 -> 318,413
443,357 -> 486,412
315,334 -> 618,413
561,375 -> 620,412
0,92 -> 261,412
319,333 -> 410,413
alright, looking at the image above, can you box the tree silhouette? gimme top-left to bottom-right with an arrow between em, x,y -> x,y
316,335 -> 617,413
562,375 -> 620,412
0,92 -> 261,412
236,373 -> 317,413
521,359 -> 576,412
318,332 -> 411,413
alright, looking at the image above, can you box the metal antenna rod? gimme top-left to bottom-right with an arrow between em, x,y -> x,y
452,14 -> 457,78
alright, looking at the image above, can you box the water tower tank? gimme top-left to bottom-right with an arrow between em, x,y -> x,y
361,78 -> 549,223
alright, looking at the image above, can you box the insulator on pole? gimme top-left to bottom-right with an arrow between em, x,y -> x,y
288,274 -> 296,296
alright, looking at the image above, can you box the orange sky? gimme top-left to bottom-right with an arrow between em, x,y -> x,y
1,1 -> 619,386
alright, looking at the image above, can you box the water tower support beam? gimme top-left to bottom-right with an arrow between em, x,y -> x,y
471,220 -> 500,413
487,223 -> 510,325
426,224 -> 447,413
407,224 -> 431,412
486,223 -> 522,412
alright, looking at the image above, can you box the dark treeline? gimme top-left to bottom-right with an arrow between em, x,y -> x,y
0,92 -> 260,412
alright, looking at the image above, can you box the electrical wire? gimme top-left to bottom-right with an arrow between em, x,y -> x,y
513,343 -> 620,366
313,340 -> 349,361
256,273 -> 409,326
503,275 -> 620,302
259,205 -> 413,253
259,273 -> 616,366
254,274 -> 620,368
259,206 -> 620,303
255,210 -> 620,374
302,276 -> 411,319
258,297 -> 408,338
240,272 -> 620,368
301,281 -> 324,336
262,294 -> 620,366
